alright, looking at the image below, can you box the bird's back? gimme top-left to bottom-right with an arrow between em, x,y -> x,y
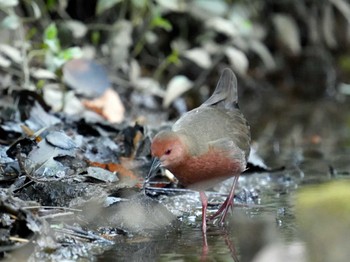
173,69 -> 250,161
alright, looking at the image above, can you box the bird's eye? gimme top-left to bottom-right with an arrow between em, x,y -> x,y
164,149 -> 172,155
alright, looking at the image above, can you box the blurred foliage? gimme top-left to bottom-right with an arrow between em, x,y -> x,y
0,0 -> 350,105
43,23 -> 82,71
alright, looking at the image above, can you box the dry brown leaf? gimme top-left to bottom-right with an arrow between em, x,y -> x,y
89,160 -> 141,187
83,88 -> 125,123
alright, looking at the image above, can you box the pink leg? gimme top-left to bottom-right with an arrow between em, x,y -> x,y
199,191 -> 208,233
208,175 -> 239,225
201,229 -> 209,260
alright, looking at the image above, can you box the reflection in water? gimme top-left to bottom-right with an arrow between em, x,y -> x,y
98,144 -> 350,262
97,222 -> 243,261
96,83 -> 350,261
98,168 -> 307,261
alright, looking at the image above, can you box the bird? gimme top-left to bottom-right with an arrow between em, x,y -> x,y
148,68 -> 251,232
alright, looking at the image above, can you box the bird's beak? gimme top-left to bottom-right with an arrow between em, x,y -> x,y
144,157 -> 161,186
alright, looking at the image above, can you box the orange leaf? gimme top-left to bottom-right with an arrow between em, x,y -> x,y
89,161 -> 141,187
83,88 -> 125,123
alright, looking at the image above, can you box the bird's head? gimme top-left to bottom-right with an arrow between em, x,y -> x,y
151,130 -> 188,168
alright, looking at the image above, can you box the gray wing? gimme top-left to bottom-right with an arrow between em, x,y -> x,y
173,107 -> 250,161
173,68 -> 250,160
208,138 -> 247,167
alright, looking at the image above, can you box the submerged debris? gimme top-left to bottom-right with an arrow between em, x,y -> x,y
0,90 -> 175,259
0,192 -> 41,258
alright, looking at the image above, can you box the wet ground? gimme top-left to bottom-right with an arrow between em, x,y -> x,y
94,99 -> 350,262
1,86 -> 350,261
1,1 -> 350,260
96,168 -> 322,262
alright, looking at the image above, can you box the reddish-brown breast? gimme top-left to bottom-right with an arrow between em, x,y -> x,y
167,146 -> 244,190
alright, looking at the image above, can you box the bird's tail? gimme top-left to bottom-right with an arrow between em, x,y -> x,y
201,68 -> 238,110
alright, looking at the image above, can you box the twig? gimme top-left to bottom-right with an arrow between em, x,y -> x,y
22,206 -> 82,212
40,211 -> 75,219
12,179 -> 34,193
9,236 -> 30,243
55,224 -> 113,243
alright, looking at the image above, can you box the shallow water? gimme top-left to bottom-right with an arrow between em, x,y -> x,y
97,141 -> 350,262
96,169 -> 305,261
96,100 -> 350,262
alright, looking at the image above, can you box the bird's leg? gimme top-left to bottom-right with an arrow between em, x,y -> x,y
201,229 -> 209,259
199,191 -> 208,233
219,175 -> 239,224
208,198 -> 229,221
208,175 -> 239,225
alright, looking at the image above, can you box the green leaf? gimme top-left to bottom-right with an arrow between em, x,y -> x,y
167,49 -> 180,65
96,0 -> 122,15
44,39 -> 60,53
44,23 -> 60,53
91,31 -> 101,45
339,55 -> 350,72
44,23 -> 58,40
26,27 -> 37,40
151,16 -> 172,31
58,47 -> 82,61
46,0 -> 57,11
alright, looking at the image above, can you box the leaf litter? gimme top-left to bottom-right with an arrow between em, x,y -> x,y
0,87 -> 177,260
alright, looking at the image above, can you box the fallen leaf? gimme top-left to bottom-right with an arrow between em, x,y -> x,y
273,14 -> 301,55
191,0 -> 228,16
30,68 -> 57,80
250,40 -> 276,70
133,77 -> 165,97
46,131 -> 77,150
206,17 -> 238,37
0,44 -> 21,63
225,46 -> 249,75
64,20 -> 88,39
1,15 -> 20,30
155,0 -> 187,12
183,48 -> 212,69
0,54 -> 11,67
89,161 -> 140,186
83,88 -> 125,123
163,75 -> 193,108
0,0 -> 19,7
331,0 -> 350,24
96,0 -> 123,15
85,166 -> 118,183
